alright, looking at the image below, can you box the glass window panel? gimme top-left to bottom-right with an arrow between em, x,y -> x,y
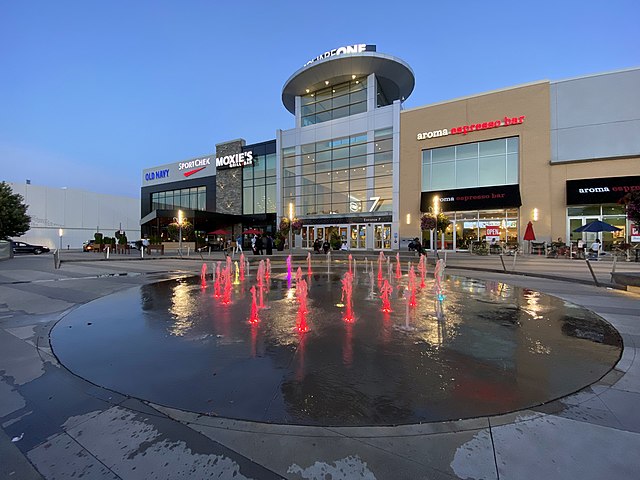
456,143 -> 478,159
331,202 -> 349,214
507,137 -> 519,153
375,128 -> 392,139
333,105 -> 350,119
315,160 -> 331,173
315,150 -> 331,162
351,134 -> 367,144
456,158 -> 478,188
350,166 -> 367,180
302,153 -> 315,165
332,146 -> 349,159
333,82 -> 349,95
254,185 -> 265,214
265,154 -> 276,177
301,182 -> 315,197
349,178 -> 367,191
243,188 -> 253,215
350,101 -> 367,115
374,175 -> 392,189
301,115 -> 315,127
301,144 -> 315,154
301,95 -> 316,106
350,89 -> 367,103
432,146 -> 455,163
603,205 -> 624,215
506,153 -> 518,184
478,155 -> 506,186
333,159 -> 349,171
479,139 -> 506,156
431,162 -> 455,190
333,93 -> 350,108
283,187 -> 295,200
332,190 -> 349,203
253,155 -> 265,177
301,104 -> 315,116
350,78 -> 366,91
374,163 -> 392,177
198,191 -> 206,210
301,163 -> 315,176
350,153 -> 367,168
316,87 -> 331,101
266,184 -> 276,212
165,192 -> 173,208
375,138 -> 393,153
349,189 -> 368,202
316,99 -> 332,113
316,111 -> 331,123
315,140 -> 332,152
374,151 -> 392,164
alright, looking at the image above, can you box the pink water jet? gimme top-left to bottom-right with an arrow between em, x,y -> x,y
380,279 -> 393,313
418,254 -> 427,288
257,260 -> 266,308
296,266 -> 303,286
307,252 -> 312,276
296,278 -> 309,333
434,258 -> 446,300
221,260 -> 233,305
377,252 -> 385,281
408,266 -> 417,307
341,271 -> 355,323
286,255 -> 292,284
200,263 -> 207,287
266,258 -> 271,279
240,253 -> 246,281
348,254 -> 353,274
395,253 -> 402,279
213,262 -> 222,298
249,286 -> 260,324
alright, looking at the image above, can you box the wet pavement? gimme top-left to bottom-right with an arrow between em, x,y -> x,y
1,252 -> 639,479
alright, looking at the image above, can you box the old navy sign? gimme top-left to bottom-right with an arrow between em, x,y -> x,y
417,116 -> 525,141
304,44 -> 376,67
421,184 -> 522,212
566,176 -> 640,205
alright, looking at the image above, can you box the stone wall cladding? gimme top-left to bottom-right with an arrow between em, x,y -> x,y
216,140 -> 244,215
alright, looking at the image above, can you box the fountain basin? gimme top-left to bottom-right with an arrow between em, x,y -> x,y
51,273 -> 622,426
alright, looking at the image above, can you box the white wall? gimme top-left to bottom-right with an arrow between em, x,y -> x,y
8,182 -> 140,249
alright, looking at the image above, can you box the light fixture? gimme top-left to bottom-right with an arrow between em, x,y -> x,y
406,214 -> 411,225
355,80 -> 359,84
352,74 -> 356,79
305,89 -> 310,93
433,196 -> 440,216
325,80 -> 329,85
533,208 -> 539,222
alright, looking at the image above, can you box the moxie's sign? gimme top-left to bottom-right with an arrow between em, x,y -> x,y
566,176 -> 640,205
417,116 -> 525,141
215,151 -> 253,170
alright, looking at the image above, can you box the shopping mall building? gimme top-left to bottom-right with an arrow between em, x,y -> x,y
141,44 -> 639,252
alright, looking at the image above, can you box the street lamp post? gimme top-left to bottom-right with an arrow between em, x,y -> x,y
178,210 -> 184,254
288,202 -> 294,254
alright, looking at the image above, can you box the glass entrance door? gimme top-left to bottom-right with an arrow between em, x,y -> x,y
374,223 -> 392,250
349,224 -> 367,249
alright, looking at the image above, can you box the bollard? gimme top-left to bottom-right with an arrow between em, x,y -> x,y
499,254 -> 507,272
585,260 -> 600,287
512,251 -> 517,271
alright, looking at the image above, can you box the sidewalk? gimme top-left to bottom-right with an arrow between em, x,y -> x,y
1,254 -> 639,479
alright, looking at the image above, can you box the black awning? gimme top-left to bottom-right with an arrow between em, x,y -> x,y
421,184 -> 522,212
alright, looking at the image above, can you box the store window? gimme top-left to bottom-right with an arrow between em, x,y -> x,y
282,129 -> 393,218
151,186 -> 206,211
301,78 -> 368,126
422,137 -> 518,191
243,143 -> 276,215
567,205 -> 628,251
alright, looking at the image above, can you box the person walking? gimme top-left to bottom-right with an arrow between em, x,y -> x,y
234,234 -> 243,256
265,234 -> 273,255
256,235 -> 264,255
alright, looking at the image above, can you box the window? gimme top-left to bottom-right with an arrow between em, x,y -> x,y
243,142 -> 277,215
301,78 -> 368,126
151,187 -> 207,212
422,137 -> 518,192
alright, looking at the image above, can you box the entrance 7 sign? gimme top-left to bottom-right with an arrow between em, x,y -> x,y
369,196 -> 381,212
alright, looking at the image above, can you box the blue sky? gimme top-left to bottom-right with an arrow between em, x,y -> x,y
1,0 -> 638,198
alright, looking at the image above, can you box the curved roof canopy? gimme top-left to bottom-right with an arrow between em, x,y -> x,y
282,52 -> 415,114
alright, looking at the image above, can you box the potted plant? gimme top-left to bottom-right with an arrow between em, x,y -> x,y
274,232 -> 285,251
329,230 -> 342,250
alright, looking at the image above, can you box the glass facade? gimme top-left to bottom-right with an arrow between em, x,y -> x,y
243,142 -> 277,215
300,78 -> 367,127
152,187 -> 206,211
567,204 -> 627,251
282,129 -> 393,217
422,137 -> 519,191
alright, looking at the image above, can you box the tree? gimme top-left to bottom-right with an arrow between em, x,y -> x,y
0,182 -> 31,240
621,192 -> 640,227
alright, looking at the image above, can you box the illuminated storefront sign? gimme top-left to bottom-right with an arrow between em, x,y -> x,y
566,176 -> 640,205
304,44 -> 376,67
416,115 -> 525,141
144,168 -> 169,182
421,185 -> 522,212
215,151 -> 253,170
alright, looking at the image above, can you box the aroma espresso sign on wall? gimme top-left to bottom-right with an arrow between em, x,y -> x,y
566,176 -> 640,205
416,115 -> 525,141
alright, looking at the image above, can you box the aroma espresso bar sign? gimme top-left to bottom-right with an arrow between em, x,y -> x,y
566,176 -> 640,205
417,116 -> 525,141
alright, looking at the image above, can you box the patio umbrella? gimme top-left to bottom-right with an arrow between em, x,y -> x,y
242,229 -> 262,235
573,220 -> 621,233
208,229 -> 230,235
523,221 -> 536,254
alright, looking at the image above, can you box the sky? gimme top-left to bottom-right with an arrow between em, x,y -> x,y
1,1 -> 638,198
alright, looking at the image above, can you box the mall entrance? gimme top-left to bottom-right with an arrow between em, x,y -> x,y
300,223 -> 393,251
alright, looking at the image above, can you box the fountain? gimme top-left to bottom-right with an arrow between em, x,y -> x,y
377,252 -> 384,281
266,258 -> 271,279
296,278 -> 309,333
240,253 -> 245,281
348,254 -> 352,274
340,271 -> 355,323
395,253 -> 402,279
200,263 -> 207,287
286,255 -> 292,287
307,252 -> 312,276
296,266 -> 303,287
249,286 -> 259,324
418,254 -> 426,288
52,254 -> 624,427
327,250 -> 331,275
408,266 -> 417,307
233,261 -> 240,285
380,279 -> 393,313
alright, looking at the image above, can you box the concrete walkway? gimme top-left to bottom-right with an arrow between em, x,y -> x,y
1,253 -> 639,479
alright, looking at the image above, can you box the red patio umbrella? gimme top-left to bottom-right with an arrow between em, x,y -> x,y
523,221 -> 536,254
208,229 -> 230,235
242,229 -> 262,235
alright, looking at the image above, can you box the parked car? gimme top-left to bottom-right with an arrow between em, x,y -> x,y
12,241 -> 51,255
82,240 -> 96,252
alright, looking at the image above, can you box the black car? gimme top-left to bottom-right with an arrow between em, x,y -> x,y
12,241 -> 51,255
